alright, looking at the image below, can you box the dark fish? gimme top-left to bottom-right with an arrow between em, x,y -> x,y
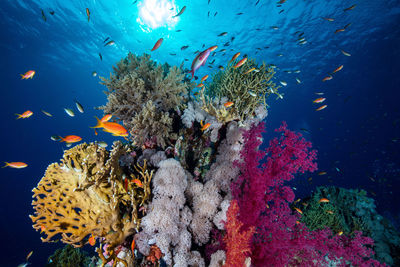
172,6 -> 186,18
264,46 -> 269,49
236,12 -> 243,15
255,28 -> 261,31
279,9 -> 284,14
104,40 -> 115,46
210,59 -> 215,64
256,47 -> 262,50
194,76 -> 198,80
220,49 -> 226,52
202,44 -> 205,48
99,53 -> 103,61
212,52 -> 216,56
103,37 -> 110,43
181,45 -> 189,50
224,42 -> 230,46
214,12 -> 218,16
184,58 -> 189,61
194,50 -> 199,54
298,32 -> 304,37
218,32 -> 227,36
133,0 -> 138,4
218,65 -> 224,70
208,11 -> 210,17
208,0 -> 210,4
343,4 -> 356,11
255,0 -> 260,5
176,29 -> 182,32
169,53 -> 176,56
41,9 -> 47,22
343,23 -> 352,29
271,26 -> 279,30
49,10 -> 55,15
300,128 -> 310,134
231,37 -> 235,42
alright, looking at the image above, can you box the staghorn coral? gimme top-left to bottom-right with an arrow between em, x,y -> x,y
200,58 -> 279,122
46,245 -> 92,267
30,142 -> 153,267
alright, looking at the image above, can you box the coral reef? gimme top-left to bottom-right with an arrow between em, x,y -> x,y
46,245 -> 92,267
300,186 -> 400,266
98,53 -> 195,148
200,58 -> 280,123
30,142 -> 153,266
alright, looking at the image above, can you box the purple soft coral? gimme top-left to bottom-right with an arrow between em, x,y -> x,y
229,122 -> 385,266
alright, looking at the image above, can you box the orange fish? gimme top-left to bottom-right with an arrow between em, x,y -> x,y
335,28 -> 345,34
40,225 -> 46,233
86,8 -> 90,22
322,75 -> 333,82
196,83 -> 204,88
94,129 -> 98,136
319,198 -> 330,203
26,251 -> 33,261
313,97 -> 326,104
132,179 -> 143,187
318,171 -> 327,175
326,210 -> 334,214
296,220 -> 300,225
224,101 -> 234,108
230,52 -> 240,62
131,239 -> 135,255
294,207 -> 303,215
338,231 -> 343,236
92,117 -> 128,137
59,135 -> 82,144
200,75 -> 209,83
15,110 -> 33,119
88,235 -> 96,246
208,45 -> 218,51
3,162 -> 28,169
316,105 -> 328,111
100,114 -> 112,122
234,57 -> 247,69
322,17 -> 334,21
20,70 -> 35,79
151,38 -> 163,51
332,65 -> 343,73
243,67 -> 257,74
200,121 -> 211,131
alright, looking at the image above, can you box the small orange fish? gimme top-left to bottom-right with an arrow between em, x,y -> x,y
59,135 -> 82,144
326,210 -> 334,214
224,101 -> 234,108
200,122 -> 211,131
94,129 -> 98,136
208,45 -> 218,51
26,250 -> 33,261
196,83 -> 204,88
21,70 -> 35,79
332,65 -> 343,73
234,57 -> 247,68
243,67 -> 256,74
344,4 -> 356,11
296,220 -> 300,225
338,231 -> 343,236
334,28 -> 345,34
313,97 -> 326,104
3,162 -> 28,169
294,207 -> 303,215
294,198 -> 301,203
131,239 -> 135,255
151,38 -> 163,51
319,198 -> 330,203
88,235 -> 96,246
132,178 -> 143,187
200,75 -> 209,83
100,114 -> 112,122
318,171 -> 327,175
40,225 -> 46,233
322,75 -> 333,82
86,8 -> 90,22
230,52 -> 240,62
92,117 -> 128,137
322,17 -> 334,21
316,105 -> 328,111
15,110 -> 33,119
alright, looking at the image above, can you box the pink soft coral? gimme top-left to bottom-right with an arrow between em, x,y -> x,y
230,122 -> 384,266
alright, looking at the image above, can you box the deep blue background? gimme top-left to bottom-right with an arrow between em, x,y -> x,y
0,0 -> 399,265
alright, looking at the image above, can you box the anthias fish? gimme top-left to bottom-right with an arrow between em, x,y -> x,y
151,38 -> 163,51
190,48 -> 211,79
15,110 -> 33,119
21,70 -> 35,79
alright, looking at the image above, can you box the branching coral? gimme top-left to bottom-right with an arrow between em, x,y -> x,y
98,53 -> 195,148
200,58 -> 279,122
30,142 -> 153,267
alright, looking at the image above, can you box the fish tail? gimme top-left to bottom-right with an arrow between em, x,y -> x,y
20,74 -> 25,79
15,113 -> 21,119
58,136 -> 65,142
2,162 -> 9,168
91,116 -> 103,128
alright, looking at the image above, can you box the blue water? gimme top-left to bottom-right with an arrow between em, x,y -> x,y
0,0 -> 399,266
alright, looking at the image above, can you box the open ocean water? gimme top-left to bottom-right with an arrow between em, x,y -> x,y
0,0 -> 399,266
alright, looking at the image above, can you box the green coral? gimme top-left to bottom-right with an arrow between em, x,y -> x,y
200,58 -> 280,122
46,245 -> 92,267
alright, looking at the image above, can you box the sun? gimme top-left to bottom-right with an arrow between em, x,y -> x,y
137,0 -> 179,32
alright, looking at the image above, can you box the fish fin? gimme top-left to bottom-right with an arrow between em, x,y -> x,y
2,162 -> 9,168
90,116 -> 103,128
15,113 -> 21,119
58,136 -> 64,142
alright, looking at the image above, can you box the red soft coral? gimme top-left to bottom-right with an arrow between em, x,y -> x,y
223,200 -> 255,267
